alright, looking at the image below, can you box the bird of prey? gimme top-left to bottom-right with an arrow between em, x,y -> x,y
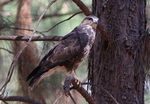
26,15 -> 99,88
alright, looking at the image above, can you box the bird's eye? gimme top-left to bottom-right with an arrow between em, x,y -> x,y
87,18 -> 93,21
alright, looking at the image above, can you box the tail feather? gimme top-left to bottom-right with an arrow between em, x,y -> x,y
28,74 -> 43,88
26,66 -> 45,88
26,66 -> 41,82
26,66 -> 55,88
26,62 -> 64,88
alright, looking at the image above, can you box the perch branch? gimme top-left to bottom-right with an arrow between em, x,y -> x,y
0,35 -> 62,41
71,79 -> 95,104
64,75 -> 95,104
0,95 -> 42,104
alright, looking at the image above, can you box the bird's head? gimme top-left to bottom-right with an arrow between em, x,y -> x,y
81,15 -> 99,29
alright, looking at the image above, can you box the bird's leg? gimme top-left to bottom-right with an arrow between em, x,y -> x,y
63,71 -> 81,96
63,74 -> 74,96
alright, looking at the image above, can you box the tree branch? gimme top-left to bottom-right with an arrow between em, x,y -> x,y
0,47 -> 13,54
0,95 -> 43,104
71,79 -> 95,104
64,75 -> 95,104
0,35 -> 62,41
42,10 -> 82,19
72,0 -> 91,15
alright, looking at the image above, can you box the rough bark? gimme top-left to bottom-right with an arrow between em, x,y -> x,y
14,0 -> 46,103
89,0 -> 146,104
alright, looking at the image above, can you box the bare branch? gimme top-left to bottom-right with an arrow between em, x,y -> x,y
72,0 -> 91,15
8,26 -> 46,35
71,79 -> 95,104
64,75 -> 95,104
42,10 -> 82,19
0,95 -> 43,104
8,11 -> 82,34
33,0 -> 57,32
41,11 -> 82,33
0,47 -> 13,54
0,35 -> 62,41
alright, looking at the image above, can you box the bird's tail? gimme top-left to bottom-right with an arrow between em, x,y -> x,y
26,66 -> 55,88
26,66 -> 45,88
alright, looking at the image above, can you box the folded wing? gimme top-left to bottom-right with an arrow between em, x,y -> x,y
26,26 -> 89,87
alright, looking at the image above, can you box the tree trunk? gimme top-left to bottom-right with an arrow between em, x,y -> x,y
14,0 -> 46,103
89,0 -> 146,104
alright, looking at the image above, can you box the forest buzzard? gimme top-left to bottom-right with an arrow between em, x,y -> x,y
26,15 -> 99,88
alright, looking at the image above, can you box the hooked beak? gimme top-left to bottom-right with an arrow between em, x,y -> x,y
94,20 -> 99,25
91,23 -> 98,29
91,20 -> 99,29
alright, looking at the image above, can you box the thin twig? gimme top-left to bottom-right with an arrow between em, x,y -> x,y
41,11 -> 82,33
3,11 -> 82,35
0,55 -> 17,92
8,26 -> 46,35
0,95 -> 43,104
42,10 -> 82,19
33,0 -> 57,31
0,47 -> 13,54
0,35 -> 62,41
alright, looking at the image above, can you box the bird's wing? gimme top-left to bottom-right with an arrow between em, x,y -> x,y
40,29 -> 89,68
26,26 -> 89,85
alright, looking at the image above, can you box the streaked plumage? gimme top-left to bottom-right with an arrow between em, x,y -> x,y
26,15 -> 99,88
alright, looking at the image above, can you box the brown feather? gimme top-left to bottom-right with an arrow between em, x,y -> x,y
26,15 -> 99,88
